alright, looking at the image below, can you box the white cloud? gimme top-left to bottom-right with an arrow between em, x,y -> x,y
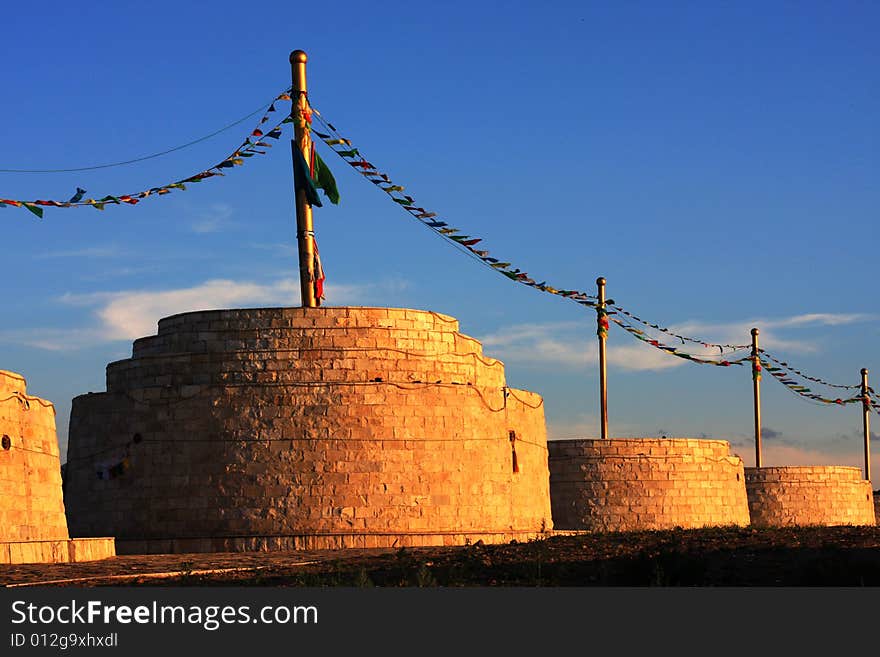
766,313 -> 873,328
76,278 -> 382,341
0,328 -> 107,352
732,442 -> 880,486
34,246 -> 123,259
0,277 -> 406,350
546,413 -> 694,441
476,310 -> 875,374
92,279 -> 299,339
249,243 -> 299,258
478,321 -> 683,372
606,342 -> 684,371
190,203 -> 235,233
671,312 -> 874,353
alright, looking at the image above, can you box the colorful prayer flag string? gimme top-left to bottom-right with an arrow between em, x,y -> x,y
309,102 -> 777,368
758,349 -> 865,406
0,87 -> 297,218
308,104 -> 602,312
606,304 -> 750,354
867,386 -> 880,415
757,349 -> 862,390
308,100 -> 876,381
609,314 -> 753,366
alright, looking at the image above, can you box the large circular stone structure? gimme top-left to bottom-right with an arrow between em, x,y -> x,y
0,370 -> 114,563
63,307 -> 553,553
745,466 -> 875,527
548,438 -> 750,531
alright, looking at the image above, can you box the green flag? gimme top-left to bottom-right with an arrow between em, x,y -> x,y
313,150 -> 340,205
293,148 -> 322,207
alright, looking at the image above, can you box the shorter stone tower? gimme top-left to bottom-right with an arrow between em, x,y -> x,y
549,438 -> 751,531
745,466 -> 875,527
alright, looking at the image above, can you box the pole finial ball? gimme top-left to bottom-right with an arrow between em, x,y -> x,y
751,328 -> 759,336
597,277 -> 606,286
290,50 -> 308,64
862,368 -> 869,376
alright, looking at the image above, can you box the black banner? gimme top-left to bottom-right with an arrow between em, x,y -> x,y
0,587 -> 871,654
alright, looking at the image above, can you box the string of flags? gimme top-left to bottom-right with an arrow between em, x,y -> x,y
2,82 -> 873,417
308,106 -> 600,311
309,104 -> 759,366
757,348 -> 867,407
607,305 -> 750,354
1,87 -> 298,218
757,349 -> 861,390
609,313 -> 753,367
308,103 -> 877,396
867,386 -> 880,414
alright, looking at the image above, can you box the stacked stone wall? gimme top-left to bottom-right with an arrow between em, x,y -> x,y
0,370 -> 69,542
548,438 -> 750,531
745,466 -> 875,527
0,370 -> 115,563
64,307 -> 552,552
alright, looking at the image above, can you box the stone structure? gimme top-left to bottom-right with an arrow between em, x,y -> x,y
0,370 -> 115,564
64,307 -> 553,553
745,466 -> 875,527
548,438 -> 750,531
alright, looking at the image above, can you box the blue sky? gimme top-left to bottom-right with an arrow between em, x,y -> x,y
2,1 -> 878,485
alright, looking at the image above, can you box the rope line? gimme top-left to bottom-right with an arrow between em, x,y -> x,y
130,344 -> 503,368
65,423 -> 549,464
0,101 -> 275,173
103,379 -> 515,411
505,387 -> 545,410
0,391 -> 56,411
608,304 -> 750,353
609,315 -> 753,367
1,87 -> 295,216
757,347 -> 867,409
758,349 -> 862,390
6,444 -> 60,457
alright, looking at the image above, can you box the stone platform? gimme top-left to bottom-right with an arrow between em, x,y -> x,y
114,529 -> 548,555
0,538 -> 116,565
63,307 -> 553,552
548,438 -> 750,531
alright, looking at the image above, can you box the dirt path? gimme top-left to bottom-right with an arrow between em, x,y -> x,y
3,526 -> 880,586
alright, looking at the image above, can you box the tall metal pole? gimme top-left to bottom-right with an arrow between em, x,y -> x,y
861,368 -> 871,482
597,277 -> 608,440
290,50 -> 317,308
751,328 -> 762,468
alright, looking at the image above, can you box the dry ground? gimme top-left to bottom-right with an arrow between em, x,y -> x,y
3,526 -> 880,587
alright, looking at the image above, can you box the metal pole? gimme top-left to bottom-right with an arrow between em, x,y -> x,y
290,49 -> 317,308
862,368 -> 871,482
597,277 -> 608,440
751,328 -> 762,468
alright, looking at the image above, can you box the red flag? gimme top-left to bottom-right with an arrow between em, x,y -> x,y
313,238 -> 325,303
